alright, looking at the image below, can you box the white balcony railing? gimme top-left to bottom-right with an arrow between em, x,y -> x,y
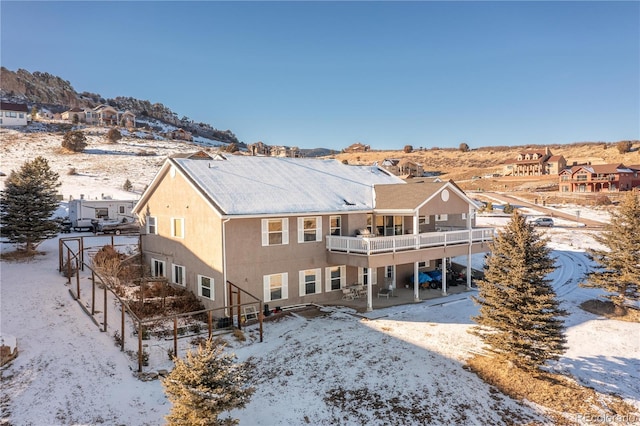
326,228 -> 494,255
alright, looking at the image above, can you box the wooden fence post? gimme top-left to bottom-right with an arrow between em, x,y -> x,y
121,305 -> 125,352
103,281 -> 108,332
173,317 -> 178,358
138,322 -> 143,373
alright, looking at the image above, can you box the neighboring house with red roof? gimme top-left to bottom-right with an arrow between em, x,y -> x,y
558,163 -> 640,192
0,101 -> 29,126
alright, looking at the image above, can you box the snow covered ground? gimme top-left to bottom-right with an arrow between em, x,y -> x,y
1,133 -> 638,425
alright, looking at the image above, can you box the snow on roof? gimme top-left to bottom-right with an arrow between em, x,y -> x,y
172,155 -> 405,215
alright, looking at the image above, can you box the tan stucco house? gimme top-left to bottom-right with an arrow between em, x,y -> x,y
132,152 -> 493,313
504,147 -> 566,176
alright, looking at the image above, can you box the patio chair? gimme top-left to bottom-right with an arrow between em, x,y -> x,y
241,306 -> 259,323
342,288 -> 355,300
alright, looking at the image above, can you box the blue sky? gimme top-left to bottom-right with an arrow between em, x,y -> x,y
2,1 -> 638,151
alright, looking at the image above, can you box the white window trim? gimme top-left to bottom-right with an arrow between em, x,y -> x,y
261,218 -> 289,246
298,216 -> 322,243
172,264 -> 186,286
263,272 -> 288,302
325,265 -> 346,291
461,213 -> 467,220
330,215 -> 341,236
435,214 -> 448,222
151,258 -> 165,277
299,268 -> 322,296
147,216 -> 157,235
198,275 -> 214,300
358,267 -> 378,285
419,215 -> 429,225
171,217 -> 185,239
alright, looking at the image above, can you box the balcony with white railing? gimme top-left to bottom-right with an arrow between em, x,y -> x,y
326,228 -> 495,255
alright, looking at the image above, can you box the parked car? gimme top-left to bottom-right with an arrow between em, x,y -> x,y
532,217 -> 554,227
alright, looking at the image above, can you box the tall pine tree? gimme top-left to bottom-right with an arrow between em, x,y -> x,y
472,211 -> 567,371
0,156 -> 61,253
163,338 -> 254,426
583,191 -> 640,313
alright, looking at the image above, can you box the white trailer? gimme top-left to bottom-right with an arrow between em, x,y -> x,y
68,199 -> 137,232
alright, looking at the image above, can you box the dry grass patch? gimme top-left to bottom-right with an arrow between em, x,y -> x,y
0,249 -> 46,261
467,354 -> 639,425
580,299 -> 640,323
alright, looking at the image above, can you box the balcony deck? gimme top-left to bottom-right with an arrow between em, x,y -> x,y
326,228 -> 494,255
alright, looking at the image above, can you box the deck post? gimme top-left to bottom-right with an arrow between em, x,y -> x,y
366,267 -> 373,312
467,243 -> 473,290
413,261 -> 420,302
441,257 -> 448,296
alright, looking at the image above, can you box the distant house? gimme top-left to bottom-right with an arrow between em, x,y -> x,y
61,107 -> 85,123
166,128 -> 193,142
79,104 -> 136,127
0,102 -> 29,126
247,142 -> 300,158
120,111 -> 136,128
344,142 -> 370,153
248,141 -> 270,156
558,163 -> 640,192
132,152 -> 493,313
380,159 -> 424,177
503,147 -> 565,176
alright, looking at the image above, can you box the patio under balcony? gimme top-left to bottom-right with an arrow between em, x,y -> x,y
324,281 -> 474,314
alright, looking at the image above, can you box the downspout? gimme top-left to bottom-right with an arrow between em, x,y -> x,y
222,217 -> 231,317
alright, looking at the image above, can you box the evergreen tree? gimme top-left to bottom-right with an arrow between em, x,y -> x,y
472,211 -> 567,371
583,191 -> 640,312
163,338 -> 254,426
123,178 -> 133,192
61,130 -> 87,152
0,157 -> 61,253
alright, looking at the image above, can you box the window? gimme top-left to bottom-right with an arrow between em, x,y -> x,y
18,113 -> 24,119
147,216 -> 157,234
95,208 -> 109,219
119,205 -> 126,214
386,266 -> 394,278
299,268 -> 321,296
172,264 -> 185,286
171,217 -> 184,238
358,267 -> 377,286
435,214 -> 448,222
298,216 -> 322,242
151,258 -> 165,277
376,215 -> 403,236
261,218 -> 289,246
263,273 -> 288,302
198,275 -> 214,300
461,213 -> 467,220
330,215 -> 341,236
325,265 -> 345,291
418,261 -> 427,268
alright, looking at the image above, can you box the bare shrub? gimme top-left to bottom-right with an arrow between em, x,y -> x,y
106,128 -> 122,143
61,130 -> 87,152
92,245 -> 124,287
594,195 -> 612,206
617,140 -> 632,154
67,167 -> 77,175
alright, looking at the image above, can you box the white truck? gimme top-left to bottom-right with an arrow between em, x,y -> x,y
67,199 -> 137,232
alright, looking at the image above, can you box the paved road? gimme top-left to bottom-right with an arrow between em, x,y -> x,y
479,192 -> 607,229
